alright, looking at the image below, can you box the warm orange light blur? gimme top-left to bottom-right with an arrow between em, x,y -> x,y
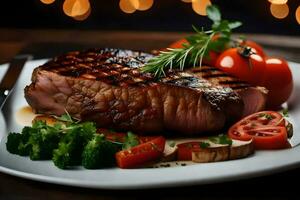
130,0 -> 140,9
73,7 -> 91,21
40,0 -> 55,4
270,3 -> 289,19
63,0 -> 90,17
181,0 -> 192,3
296,6 -> 300,24
192,0 -> 211,16
137,0 -> 154,11
119,0 -> 137,14
268,0 -> 288,5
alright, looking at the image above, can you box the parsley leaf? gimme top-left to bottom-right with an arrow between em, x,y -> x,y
199,142 -> 210,148
209,134 -> 232,146
206,5 -> 221,22
168,140 -> 176,148
122,131 -> 140,150
281,108 -> 289,118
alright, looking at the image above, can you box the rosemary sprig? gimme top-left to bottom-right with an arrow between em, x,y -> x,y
142,5 -> 242,78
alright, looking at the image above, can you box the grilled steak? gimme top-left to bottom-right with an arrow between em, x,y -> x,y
25,48 -> 266,135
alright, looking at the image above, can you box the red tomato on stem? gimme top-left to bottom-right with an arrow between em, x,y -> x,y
215,47 -> 266,86
240,40 -> 265,58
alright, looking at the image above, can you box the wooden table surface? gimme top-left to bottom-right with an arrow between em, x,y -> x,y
0,29 -> 300,200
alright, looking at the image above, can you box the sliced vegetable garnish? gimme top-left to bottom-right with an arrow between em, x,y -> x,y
177,142 -> 211,161
228,111 -> 290,149
115,136 -> 166,169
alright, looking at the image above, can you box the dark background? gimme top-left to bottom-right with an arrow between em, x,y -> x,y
1,0 -> 300,35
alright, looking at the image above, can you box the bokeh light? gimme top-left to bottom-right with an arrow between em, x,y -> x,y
192,0 -> 212,16
73,7 -> 91,21
268,0 -> 288,5
137,0 -> 154,11
270,3 -> 289,19
296,6 -> 300,24
181,0 -> 192,3
119,0 -> 137,14
40,0 -> 55,4
63,0 -> 90,17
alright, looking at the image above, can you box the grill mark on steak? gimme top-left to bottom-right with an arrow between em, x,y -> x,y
24,48 -> 266,135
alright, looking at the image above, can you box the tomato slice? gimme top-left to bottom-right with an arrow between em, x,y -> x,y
228,111 -> 288,149
115,136 -> 166,168
177,142 -> 202,160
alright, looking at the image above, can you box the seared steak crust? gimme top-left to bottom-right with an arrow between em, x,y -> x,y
25,48 -> 262,135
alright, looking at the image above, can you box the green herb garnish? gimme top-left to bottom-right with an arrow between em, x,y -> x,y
122,131 -> 140,150
209,134 -> 232,146
259,113 -> 274,120
199,141 -> 210,148
142,5 -> 241,78
168,140 -> 176,148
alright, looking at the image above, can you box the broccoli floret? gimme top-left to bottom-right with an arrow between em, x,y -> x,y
52,123 -> 96,169
28,121 -> 61,160
52,143 -> 72,169
82,134 -> 121,169
17,126 -> 32,156
6,133 -> 22,154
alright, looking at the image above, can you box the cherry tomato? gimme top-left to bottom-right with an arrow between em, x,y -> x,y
215,48 -> 266,85
177,142 -> 202,160
115,136 -> 166,168
228,111 -> 288,149
262,57 -> 293,109
169,38 -> 188,49
240,40 -> 265,58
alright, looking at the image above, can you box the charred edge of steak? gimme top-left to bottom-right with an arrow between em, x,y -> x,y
189,66 -> 268,117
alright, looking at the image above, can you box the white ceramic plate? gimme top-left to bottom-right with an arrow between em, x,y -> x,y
1,59 -> 300,189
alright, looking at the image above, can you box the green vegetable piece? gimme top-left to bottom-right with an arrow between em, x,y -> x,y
122,131 -> 140,150
218,134 -> 233,145
6,133 -> 22,154
209,134 -> 232,146
28,125 -> 60,160
18,126 -> 33,156
199,142 -> 210,148
206,5 -> 221,22
281,108 -> 289,118
52,143 -> 72,169
82,134 -> 121,169
168,140 -> 176,148
55,113 -> 74,123
52,122 -> 97,169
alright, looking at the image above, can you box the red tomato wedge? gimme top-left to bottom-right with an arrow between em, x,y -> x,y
228,111 -> 289,149
115,136 -> 166,168
177,142 -> 202,160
